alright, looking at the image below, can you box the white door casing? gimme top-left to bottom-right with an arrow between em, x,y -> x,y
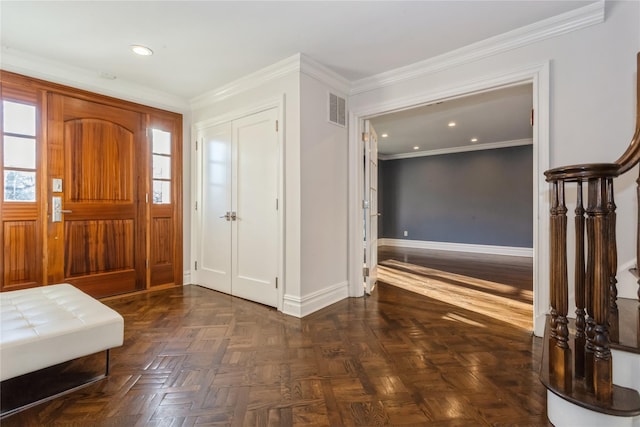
364,120 -> 379,294
348,63 -> 550,337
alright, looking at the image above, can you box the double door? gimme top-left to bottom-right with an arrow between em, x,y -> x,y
195,108 -> 279,307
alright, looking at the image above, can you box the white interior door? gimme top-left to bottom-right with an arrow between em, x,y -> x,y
231,109 -> 279,307
198,122 -> 232,294
364,120 -> 379,294
196,108 -> 279,308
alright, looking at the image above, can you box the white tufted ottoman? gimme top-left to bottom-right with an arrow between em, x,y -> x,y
0,283 -> 124,384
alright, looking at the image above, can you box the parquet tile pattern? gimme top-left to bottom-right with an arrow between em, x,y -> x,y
4,268 -> 548,426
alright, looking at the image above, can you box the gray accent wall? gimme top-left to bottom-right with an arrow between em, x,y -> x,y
378,145 -> 533,248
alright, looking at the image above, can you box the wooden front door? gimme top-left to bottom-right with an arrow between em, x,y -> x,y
47,94 -> 146,297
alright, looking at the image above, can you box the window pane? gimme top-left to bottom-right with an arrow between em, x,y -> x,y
4,136 -> 36,169
3,101 -> 36,136
152,129 -> 171,155
153,154 -> 171,179
153,180 -> 171,204
4,170 -> 36,201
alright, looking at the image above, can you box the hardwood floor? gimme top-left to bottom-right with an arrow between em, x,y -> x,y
377,246 -> 534,331
3,279 -> 547,426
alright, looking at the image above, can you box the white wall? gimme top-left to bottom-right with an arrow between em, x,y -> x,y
299,71 -> 349,311
349,1 -> 640,301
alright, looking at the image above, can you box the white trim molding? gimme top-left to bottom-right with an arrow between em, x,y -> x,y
282,281 -> 349,318
379,138 -> 533,161
350,0 -> 604,95
379,238 -> 533,258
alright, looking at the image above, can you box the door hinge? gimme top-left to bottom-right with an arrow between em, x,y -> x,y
145,193 -> 149,203
363,267 -> 369,277
362,200 -> 368,209
362,132 -> 369,142
195,201 -> 198,211
530,108 -> 534,126
195,261 -> 198,271
275,277 -> 278,289
276,198 -> 278,210
275,120 -> 279,132
195,139 -> 198,151
145,259 -> 149,269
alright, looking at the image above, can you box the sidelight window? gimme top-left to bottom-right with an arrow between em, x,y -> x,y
151,128 -> 171,204
2,100 -> 37,202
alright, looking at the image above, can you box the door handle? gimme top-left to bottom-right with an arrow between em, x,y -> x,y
219,212 -> 231,221
230,212 -> 237,221
61,210 -> 73,214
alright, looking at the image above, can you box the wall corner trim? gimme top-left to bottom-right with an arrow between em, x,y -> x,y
282,281 -> 349,318
299,54 -> 351,94
378,238 -> 534,258
350,0 -> 604,95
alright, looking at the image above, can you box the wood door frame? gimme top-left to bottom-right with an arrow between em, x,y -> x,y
0,71 -> 183,295
347,62 -> 550,337
191,96 -> 285,311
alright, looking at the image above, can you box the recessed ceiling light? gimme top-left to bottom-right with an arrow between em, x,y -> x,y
413,146 -> 420,150
130,45 -> 154,56
470,138 -> 478,142
448,122 -> 456,127
381,133 -> 389,138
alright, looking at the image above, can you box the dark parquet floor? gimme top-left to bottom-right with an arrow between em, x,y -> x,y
4,254 -> 547,426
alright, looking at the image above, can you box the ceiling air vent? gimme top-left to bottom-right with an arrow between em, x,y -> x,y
328,92 -> 346,127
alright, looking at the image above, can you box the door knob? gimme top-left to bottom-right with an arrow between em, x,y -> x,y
230,212 -> 237,221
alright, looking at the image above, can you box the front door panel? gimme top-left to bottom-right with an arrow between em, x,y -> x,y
48,94 -> 145,297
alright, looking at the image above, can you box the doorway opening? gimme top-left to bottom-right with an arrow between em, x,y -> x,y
349,63 -> 550,336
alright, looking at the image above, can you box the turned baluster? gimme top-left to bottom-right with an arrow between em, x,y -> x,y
574,180 -> 587,379
585,198 -> 596,391
549,180 -> 571,389
607,178 -> 619,343
587,177 -> 613,402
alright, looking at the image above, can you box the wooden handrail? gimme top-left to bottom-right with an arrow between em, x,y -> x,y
616,52 -> 640,174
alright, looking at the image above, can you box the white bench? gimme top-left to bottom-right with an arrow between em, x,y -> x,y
0,283 -> 124,414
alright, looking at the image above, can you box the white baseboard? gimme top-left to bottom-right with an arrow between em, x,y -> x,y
282,281 -> 349,318
378,238 -> 533,258
183,272 -> 192,285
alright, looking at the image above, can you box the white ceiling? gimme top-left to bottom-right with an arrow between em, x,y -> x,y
371,84 -> 534,156
0,1 -> 592,155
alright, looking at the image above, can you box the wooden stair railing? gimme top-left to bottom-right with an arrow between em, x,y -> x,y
540,52 -> 640,416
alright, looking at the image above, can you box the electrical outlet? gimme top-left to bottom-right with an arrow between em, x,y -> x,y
403,230 -> 408,237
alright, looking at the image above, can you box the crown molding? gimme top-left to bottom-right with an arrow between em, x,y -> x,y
190,53 -> 350,110
300,54 -> 351,95
350,1 -> 605,95
0,46 -> 189,112
190,54 -> 301,110
378,138 -> 533,161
